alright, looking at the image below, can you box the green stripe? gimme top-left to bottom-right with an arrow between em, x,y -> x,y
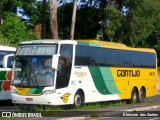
77,42 -> 100,47
34,88 -> 44,94
0,71 -> 7,80
29,88 -> 36,94
99,67 -> 121,94
89,43 -> 100,47
29,88 -> 44,94
0,81 -> 2,90
77,42 -> 89,46
89,67 -> 111,95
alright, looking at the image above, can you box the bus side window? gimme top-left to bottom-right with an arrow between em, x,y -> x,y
7,56 -> 14,68
0,59 -> 3,68
0,53 -> 5,68
3,54 -> 15,68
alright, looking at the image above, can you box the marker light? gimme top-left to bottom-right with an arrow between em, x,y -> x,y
42,90 -> 55,95
11,89 -> 18,94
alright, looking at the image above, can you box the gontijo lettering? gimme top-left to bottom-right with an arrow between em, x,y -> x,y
117,70 -> 140,77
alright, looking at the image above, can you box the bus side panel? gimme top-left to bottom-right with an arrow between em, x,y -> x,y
110,68 -> 158,99
71,66 -> 121,103
0,69 -> 12,100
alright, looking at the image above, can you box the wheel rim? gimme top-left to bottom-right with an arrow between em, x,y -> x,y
74,94 -> 82,108
132,91 -> 137,102
139,89 -> 145,101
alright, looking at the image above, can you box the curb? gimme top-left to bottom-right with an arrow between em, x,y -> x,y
121,105 -> 160,111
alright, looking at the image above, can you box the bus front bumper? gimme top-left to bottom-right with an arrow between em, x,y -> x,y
11,93 -> 62,105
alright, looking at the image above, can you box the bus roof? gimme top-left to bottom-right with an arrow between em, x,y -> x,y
77,40 -> 156,53
0,45 -> 16,51
19,39 -> 76,45
19,39 -> 156,54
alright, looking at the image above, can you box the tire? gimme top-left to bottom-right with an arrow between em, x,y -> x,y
74,91 -> 84,108
126,88 -> 139,104
138,88 -> 145,102
131,88 -> 139,103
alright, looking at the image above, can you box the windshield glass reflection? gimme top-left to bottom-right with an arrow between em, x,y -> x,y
12,57 -> 54,87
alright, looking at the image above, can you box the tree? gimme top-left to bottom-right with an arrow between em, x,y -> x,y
70,0 -> 77,40
100,0 -> 108,41
105,4 -> 123,42
50,0 -> 58,39
75,6 -> 101,39
42,0 -> 46,39
58,3 -> 73,39
0,12 -> 37,46
123,0 -> 160,47
58,3 -> 101,39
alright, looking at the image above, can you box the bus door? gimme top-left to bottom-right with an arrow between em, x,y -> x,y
55,44 -> 73,103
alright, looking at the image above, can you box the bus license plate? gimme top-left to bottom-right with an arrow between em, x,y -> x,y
26,98 -> 33,101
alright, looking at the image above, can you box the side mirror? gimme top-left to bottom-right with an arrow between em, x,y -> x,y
3,54 -> 15,68
52,54 -> 60,70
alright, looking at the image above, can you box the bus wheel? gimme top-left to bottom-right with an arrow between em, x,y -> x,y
131,88 -> 139,103
139,88 -> 145,102
74,91 -> 84,108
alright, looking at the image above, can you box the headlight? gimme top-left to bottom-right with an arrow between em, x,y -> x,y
42,90 -> 55,95
11,89 -> 18,94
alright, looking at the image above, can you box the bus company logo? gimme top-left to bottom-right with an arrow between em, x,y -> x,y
2,112 -> 11,117
61,93 -> 71,103
74,71 -> 87,78
117,70 -> 140,77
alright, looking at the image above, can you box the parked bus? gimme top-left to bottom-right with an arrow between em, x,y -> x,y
11,40 -> 158,107
0,45 -> 16,100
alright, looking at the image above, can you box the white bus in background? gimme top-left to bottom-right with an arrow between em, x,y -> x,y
0,45 -> 16,100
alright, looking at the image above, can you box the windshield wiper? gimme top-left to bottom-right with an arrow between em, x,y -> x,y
19,72 -> 30,86
19,70 -> 39,87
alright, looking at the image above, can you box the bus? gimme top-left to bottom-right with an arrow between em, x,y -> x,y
11,40 -> 158,107
0,45 -> 16,100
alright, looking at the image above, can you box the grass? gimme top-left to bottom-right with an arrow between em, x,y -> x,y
143,99 -> 154,103
15,99 -> 156,113
0,118 -> 16,120
30,100 -> 127,112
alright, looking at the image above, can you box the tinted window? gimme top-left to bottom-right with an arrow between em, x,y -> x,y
75,46 -> 156,68
0,51 -> 15,68
7,56 -> 14,68
56,44 -> 73,89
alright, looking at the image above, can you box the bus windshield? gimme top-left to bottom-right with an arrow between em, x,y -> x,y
12,56 -> 54,87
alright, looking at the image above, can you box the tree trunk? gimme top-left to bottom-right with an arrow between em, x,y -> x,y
42,0 -> 46,39
50,0 -> 58,39
70,0 -> 77,40
101,0 -> 109,41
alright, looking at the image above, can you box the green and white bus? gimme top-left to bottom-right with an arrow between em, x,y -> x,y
11,40 -> 158,107
0,45 -> 16,100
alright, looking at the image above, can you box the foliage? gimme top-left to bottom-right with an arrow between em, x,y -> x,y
58,3 -> 101,39
0,0 -> 160,52
105,4 -> 124,42
75,6 -> 101,39
58,3 -> 73,39
123,0 -> 160,48
0,12 -> 37,47
1,0 -> 22,13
